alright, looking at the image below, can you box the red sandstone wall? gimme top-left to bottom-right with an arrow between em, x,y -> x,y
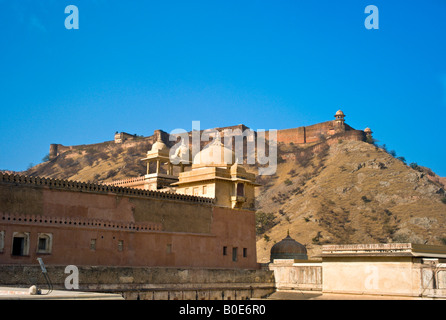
333,130 -> 366,143
0,176 -> 258,269
276,121 -> 336,144
276,122 -> 365,145
304,121 -> 336,143
276,127 -> 306,144
211,207 -> 257,268
0,210 -> 257,268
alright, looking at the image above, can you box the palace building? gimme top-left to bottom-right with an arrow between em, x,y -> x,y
0,134 -> 259,269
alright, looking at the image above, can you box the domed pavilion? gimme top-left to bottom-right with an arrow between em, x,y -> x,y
173,132 -> 259,209
270,231 -> 308,262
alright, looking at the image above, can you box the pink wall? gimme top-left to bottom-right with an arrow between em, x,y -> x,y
0,175 -> 258,269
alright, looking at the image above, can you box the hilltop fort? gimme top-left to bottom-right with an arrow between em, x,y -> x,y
47,109 -> 372,165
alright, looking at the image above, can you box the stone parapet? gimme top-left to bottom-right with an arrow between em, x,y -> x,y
269,260 -> 322,292
0,265 -> 275,300
107,176 -> 146,186
322,243 -> 446,258
0,172 -> 214,205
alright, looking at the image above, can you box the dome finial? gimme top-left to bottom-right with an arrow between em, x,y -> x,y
212,130 -> 222,146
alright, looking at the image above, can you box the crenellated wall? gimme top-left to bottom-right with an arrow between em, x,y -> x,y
276,121 -> 366,145
47,115 -> 369,167
0,173 -> 258,269
0,172 -> 213,205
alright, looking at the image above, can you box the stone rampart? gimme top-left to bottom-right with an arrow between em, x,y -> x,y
0,265 -> 275,300
0,172 -> 213,205
276,121 -> 366,145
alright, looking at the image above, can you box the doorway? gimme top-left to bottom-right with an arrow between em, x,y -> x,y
12,236 -> 25,256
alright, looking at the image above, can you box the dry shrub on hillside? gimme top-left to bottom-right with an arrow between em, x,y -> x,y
295,149 -> 313,168
111,146 -> 124,158
317,203 -> 355,244
256,211 -> 277,235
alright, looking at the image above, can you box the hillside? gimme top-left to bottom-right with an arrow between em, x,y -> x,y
25,138 -> 155,183
21,135 -> 446,263
255,140 -> 446,262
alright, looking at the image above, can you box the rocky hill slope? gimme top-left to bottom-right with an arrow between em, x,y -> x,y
21,136 -> 446,263
25,138 -> 154,183
255,140 -> 446,262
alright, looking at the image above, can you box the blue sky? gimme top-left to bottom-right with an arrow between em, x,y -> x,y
0,0 -> 445,176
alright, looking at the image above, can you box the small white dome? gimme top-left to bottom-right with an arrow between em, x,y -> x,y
151,140 -> 169,153
150,132 -> 169,153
